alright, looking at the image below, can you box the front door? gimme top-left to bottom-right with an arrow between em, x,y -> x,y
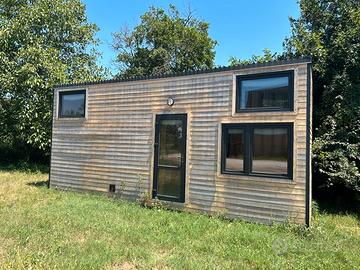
153,114 -> 187,202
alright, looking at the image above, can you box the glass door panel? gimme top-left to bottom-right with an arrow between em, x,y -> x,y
153,114 -> 187,202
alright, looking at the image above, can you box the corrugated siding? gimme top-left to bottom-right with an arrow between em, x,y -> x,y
50,62 -> 310,224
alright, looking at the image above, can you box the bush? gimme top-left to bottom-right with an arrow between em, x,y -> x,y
312,86 -> 360,195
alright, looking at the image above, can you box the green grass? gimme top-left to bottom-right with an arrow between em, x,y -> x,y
0,169 -> 359,270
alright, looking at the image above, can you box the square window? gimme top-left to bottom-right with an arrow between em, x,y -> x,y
236,71 -> 294,112
58,90 -> 86,118
221,123 -> 293,179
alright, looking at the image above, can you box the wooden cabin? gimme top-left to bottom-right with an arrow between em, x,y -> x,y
50,58 -> 312,225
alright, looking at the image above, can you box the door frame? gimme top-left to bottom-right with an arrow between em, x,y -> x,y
152,113 -> 187,203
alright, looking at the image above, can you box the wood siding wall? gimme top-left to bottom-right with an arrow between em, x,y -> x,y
50,62 -> 311,224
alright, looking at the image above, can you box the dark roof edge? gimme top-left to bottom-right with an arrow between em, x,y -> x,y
55,56 -> 311,88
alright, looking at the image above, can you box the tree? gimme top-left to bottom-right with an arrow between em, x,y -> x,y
228,48 -> 279,66
112,5 -> 217,77
284,0 -> 360,193
0,0 -> 105,160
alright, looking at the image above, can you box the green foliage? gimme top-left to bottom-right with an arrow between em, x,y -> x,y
312,88 -> 360,192
228,48 -> 279,66
284,0 -> 360,193
0,0 -> 105,158
1,170 -> 360,269
112,5 -> 217,77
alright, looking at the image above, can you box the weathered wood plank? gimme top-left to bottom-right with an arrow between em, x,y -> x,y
50,61 -> 311,224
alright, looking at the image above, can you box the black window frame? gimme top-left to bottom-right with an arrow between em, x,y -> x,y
235,70 -> 294,113
221,123 -> 293,180
58,89 -> 86,118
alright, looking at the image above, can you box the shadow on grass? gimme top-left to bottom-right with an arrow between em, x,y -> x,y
0,162 -> 49,174
27,180 -> 49,187
316,199 -> 360,218
314,187 -> 360,221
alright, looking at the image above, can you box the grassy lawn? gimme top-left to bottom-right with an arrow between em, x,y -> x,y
0,169 -> 359,269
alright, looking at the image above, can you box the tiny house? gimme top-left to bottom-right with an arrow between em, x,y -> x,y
50,58 -> 312,225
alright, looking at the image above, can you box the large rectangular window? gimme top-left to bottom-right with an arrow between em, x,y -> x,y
236,71 -> 294,112
58,90 -> 86,118
221,123 -> 293,179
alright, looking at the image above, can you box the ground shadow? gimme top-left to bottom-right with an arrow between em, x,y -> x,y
314,187 -> 360,221
0,163 -> 49,174
27,180 -> 49,187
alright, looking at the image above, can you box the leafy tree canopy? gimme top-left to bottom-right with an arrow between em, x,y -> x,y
112,5 -> 217,77
228,48 -> 279,66
0,0 -> 105,156
284,0 -> 360,192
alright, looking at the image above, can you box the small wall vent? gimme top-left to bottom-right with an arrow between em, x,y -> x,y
109,184 -> 116,193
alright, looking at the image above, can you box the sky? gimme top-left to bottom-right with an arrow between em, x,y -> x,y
82,0 -> 300,73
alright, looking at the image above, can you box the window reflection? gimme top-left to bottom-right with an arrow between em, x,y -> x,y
159,120 -> 182,166
60,92 -> 85,117
239,76 -> 289,110
225,129 -> 244,171
252,128 -> 288,175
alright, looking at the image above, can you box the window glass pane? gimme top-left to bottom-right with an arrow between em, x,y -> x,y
252,128 -> 288,175
240,76 -> 289,109
159,120 -> 182,166
157,167 -> 181,198
225,128 -> 244,171
60,93 -> 85,117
